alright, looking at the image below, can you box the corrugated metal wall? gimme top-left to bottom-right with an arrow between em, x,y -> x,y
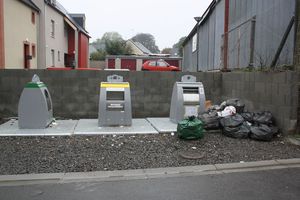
228,0 -> 295,68
198,0 -> 225,71
183,0 -> 295,71
183,35 -> 197,72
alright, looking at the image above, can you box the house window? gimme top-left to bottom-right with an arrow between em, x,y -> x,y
51,20 -> 55,38
32,44 -> 36,58
58,51 -> 60,61
51,49 -> 55,66
31,12 -> 35,24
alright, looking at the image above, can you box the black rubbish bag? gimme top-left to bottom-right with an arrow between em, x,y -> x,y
220,114 -> 245,128
223,122 -> 251,139
250,124 -> 274,141
253,111 -> 273,125
198,111 -> 220,130
241,112 -> 254,123
225,99 -> 245,113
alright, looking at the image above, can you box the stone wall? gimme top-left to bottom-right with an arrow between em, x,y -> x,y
0,70 -> 298,134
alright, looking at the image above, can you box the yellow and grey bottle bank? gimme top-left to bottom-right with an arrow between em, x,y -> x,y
18,75 -> 54,129
98,75 -> 132,127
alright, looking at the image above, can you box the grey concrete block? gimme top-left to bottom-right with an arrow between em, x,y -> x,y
272,72 -> 286,84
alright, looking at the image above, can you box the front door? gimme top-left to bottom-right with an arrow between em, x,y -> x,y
24,44 -> 30,69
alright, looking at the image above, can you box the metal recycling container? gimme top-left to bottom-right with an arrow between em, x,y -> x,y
98,75 -> 132,127
18,75 -> 53,129
170,75 -> 206,123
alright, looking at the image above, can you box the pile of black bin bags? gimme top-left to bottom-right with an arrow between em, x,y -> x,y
198,99 -> 279,141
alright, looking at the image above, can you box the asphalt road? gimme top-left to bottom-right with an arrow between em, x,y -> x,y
0,168 -> 299,200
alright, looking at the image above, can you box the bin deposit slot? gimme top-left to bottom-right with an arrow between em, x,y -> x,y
183,87 -> 199,94
107,91 -> 125,101
44,89 -> 52,111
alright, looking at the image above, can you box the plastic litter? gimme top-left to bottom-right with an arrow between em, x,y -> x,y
225,99 -> 245,113
222,122 -> 250,139
250,124 -> 274,141
241,112 -> 254,123
198,111 -> 220,130
253,111 -> 273,125
177,116 -> 204,140
220,114 -> 244,128
218,106 -> 237,117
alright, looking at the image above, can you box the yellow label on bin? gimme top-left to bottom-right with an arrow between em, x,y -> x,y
100,83 -> 130,88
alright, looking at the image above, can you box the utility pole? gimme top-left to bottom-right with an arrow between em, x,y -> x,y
194,17 -> 202,71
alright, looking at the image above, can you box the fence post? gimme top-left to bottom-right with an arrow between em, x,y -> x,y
249,16 -> 256,68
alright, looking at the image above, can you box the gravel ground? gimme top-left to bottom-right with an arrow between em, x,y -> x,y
0,133 -> 299,175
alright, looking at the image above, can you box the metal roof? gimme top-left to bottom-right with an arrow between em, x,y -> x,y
182,0 -> 217,46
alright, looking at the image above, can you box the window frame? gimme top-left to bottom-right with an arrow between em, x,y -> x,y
51,49 -> 55,67
31,11 -> 35,24
31,44 -> 36,58
51,20 -> 55,38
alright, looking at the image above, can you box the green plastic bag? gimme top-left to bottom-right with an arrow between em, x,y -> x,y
177,116 -> 204,140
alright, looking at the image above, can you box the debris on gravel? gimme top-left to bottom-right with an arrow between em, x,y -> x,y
0,133 -> 299,175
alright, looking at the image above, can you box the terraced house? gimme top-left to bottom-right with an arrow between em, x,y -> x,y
32,0 -> 90,68
0,0 -> 40,69
0,0 -> 90,69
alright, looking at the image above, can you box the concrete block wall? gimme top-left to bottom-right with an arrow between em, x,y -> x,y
0,70 -> 222,119
0,70 -> 298,134
221,71 -> 299,133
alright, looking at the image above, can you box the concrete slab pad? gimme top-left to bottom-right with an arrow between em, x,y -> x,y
147,118 -> 177,133
0,119 -> 78,136
74,119 -> 158,135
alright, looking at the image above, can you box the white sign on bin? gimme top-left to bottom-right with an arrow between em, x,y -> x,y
184,106 -> 199,117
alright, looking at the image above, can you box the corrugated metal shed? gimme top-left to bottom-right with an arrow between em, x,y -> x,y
182,0 -> 295,71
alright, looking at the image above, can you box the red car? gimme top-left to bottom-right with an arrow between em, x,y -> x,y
142,59 -> 180,71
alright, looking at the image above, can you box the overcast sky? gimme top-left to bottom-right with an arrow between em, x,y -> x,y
58,0 -> 212,50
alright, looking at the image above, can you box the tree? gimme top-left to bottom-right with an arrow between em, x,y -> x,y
161,48 -> 172,54
90,50 -> 107,61
131,33 -> 160,53
92,32 -> 132,55
173,36 -> 187,57
101,32 -> 123,42
105,40 -> 132,55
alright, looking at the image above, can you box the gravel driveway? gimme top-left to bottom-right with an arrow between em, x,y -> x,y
0,133 -> 299,175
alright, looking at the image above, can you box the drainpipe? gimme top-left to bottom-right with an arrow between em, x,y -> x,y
223,0 -> 229,71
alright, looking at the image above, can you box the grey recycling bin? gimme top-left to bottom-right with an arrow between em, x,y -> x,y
169,75 -> 206,123
98,75 -> 132,127
18,75 -> 53,129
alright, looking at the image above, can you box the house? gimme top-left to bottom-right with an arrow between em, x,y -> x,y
0,0 -> 40,69
126,40 -> 152,55
31,0 -> 90,68
182,0 -> 295,72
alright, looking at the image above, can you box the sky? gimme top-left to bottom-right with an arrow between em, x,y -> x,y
58,0 -> 212,50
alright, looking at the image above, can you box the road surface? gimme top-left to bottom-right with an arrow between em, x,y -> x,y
0,168 -> 299,200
